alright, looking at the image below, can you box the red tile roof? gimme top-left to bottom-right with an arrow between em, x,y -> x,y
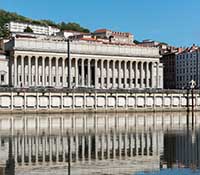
94,29 -> 108,33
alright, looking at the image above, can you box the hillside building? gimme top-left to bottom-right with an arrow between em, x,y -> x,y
5,21 -> 60,36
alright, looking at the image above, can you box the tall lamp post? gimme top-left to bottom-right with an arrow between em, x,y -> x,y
67,39 -> 71,89
189,80 -> 196,129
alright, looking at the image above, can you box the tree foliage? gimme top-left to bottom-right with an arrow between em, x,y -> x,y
0,9 -> 90,38
0,26 -> 10,38
24,26 -> 33,33
133,40 -> 141,44
59,22 -> 90,33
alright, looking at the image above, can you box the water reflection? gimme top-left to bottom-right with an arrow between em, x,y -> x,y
0,112 -> 200,174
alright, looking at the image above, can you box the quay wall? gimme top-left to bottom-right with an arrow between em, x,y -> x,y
0,89 -> 198,113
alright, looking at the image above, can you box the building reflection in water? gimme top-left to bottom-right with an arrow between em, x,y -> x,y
164,129 -> 200,170
0,112 -> 199,175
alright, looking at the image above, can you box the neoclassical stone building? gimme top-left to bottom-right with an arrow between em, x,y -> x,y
5,35 -> 163,89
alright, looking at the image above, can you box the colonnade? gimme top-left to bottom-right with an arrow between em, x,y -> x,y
4,130 -> 161,166
12,55 -> 163,89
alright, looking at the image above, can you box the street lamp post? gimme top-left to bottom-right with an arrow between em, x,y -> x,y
189,80 -> 196,129
67,39 -> 71,89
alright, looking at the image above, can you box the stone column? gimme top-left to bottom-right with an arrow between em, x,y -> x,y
42,57 -> 45,86
135,62 -> 138,88
146,62 -> 149,88
151,62 -> 155,88
101,60 -> 104,88
14,56 -> 17,87
112,61 -> 115,88
82,59 -> 85,86
56,58 -> 59,87
106,60 -> 110,88
68,41 -> 72,88
156,63 -> 159,88
62,58 -> 65,87
140,62 -> 143,88
130,61 -> 133,88
95,60 -> 98,89
88,59 -> 91,87
21,56 -> 24,87
49,58 -> 52,86
35,57 -> 38,86
124,61 -> 127,88
118,61 -> 121,88
75,59 -> 78,87
28,57 -> 31,86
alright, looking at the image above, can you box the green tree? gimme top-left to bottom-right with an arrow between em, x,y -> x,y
133,40 -> 141,44
0,9 -> 90,37
0,26 -> 10,38
24,26 -> 33,33
59,22 -> 90,33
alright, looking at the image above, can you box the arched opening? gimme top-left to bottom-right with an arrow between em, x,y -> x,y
17,56 -> 22,87
138,62 -> 142,87
38,57 -> 43,85
132,61 -> 136,87
45,57 -> 49,86
58,57 -> 63,86
51,57 -> 56,85
149,62 -> 153,87
97,60 -> 101,87
23,56 -> 28,86
31,56 -> 35,86
90,59 -> 95,87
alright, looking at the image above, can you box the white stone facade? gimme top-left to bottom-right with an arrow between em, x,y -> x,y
0,53 -> 8,86
5,21 -> 60,36
5,36 -> 163,89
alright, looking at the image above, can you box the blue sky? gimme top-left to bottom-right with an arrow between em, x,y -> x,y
0,0 -> 200,46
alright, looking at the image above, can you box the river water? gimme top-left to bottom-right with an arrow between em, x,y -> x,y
0,112 -> 200,175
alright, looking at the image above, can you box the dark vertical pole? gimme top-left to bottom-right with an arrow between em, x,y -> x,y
192,88 -> 194,129
67,39 -> 71,89
68,136 -> 71,175
196,50 -> 198,87
187,88 -> 189,127
8,54 -> 12,87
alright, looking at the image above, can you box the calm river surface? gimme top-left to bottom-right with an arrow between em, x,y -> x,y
0,112 -> 200,175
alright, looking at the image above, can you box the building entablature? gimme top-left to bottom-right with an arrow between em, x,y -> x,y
5,38 -> 160,59
13,50 -> 160,63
